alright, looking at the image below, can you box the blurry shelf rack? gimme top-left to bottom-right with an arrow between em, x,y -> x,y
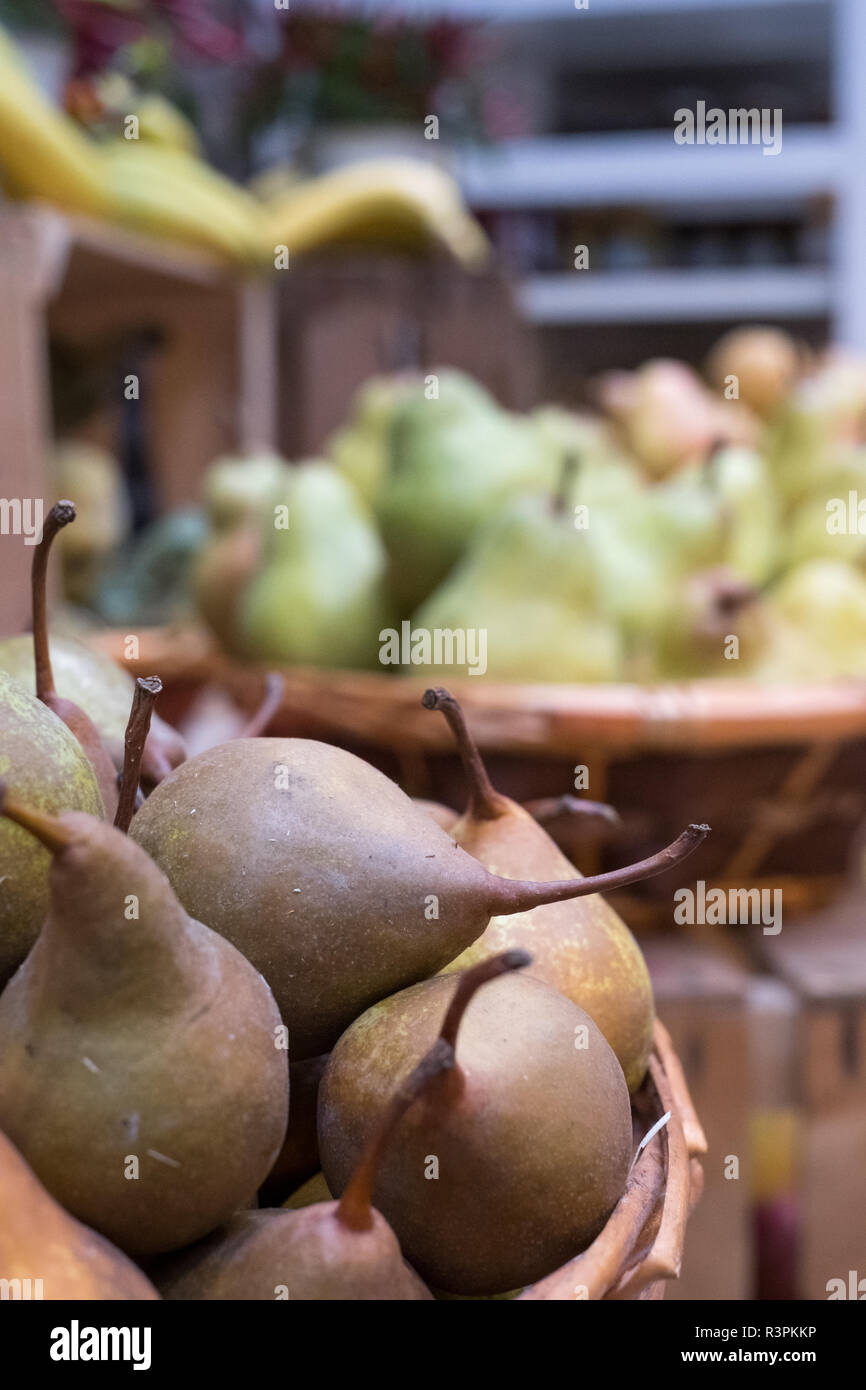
449,0 -> 866,347
0,203 -> 278,631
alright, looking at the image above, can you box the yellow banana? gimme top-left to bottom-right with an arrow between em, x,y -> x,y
99,141 -> 265,263
0,24 -> 106,216
135,94 -> 202,157
261,158 -> 489,269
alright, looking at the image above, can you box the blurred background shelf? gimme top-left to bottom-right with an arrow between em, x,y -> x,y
518,267 -> 832,324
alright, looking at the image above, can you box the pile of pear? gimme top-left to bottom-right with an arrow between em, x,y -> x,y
193,327 -> 866,684
0,504 -> 711,1297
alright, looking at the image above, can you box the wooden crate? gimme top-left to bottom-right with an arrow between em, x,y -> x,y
0,205 -> 278,632
761,914 -> 866,1301
640,936 -> 753,1300
275,256 -> 538,456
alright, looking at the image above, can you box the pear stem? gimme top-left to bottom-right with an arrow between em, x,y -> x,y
114,677 -> 162,833
238,672 -> 284,739
422,688 -> 508,822
523,795 -> 621,828
336,1038 -> 456,1234
439,949 -> 531,1051
552,452 -> 579,516
0,783 -> 76,853
32,501 -> 75,704
487,824 -> 710,915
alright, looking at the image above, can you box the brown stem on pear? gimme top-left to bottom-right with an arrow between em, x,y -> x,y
552,452 -> 579,517
523,795 -> 621,828
238,672 -> 284,739
0,783 -> 76,854
439,949 -> 531,1051
336,1038 -> 456,1234
703,437 -> 728,473
486,823 -> 710,915
29,501 -> 119,814
422,688 -> 509,822
114,677 -> 162,833
31,501 -> 75,704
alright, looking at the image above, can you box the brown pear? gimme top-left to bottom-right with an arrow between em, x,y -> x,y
319,951 -> 633,1296
0,1128 -> 158,1300
422,688 -> 670,1091
130,737 -> 706,1058
154,1040 -> 461,1300
260,1053 -> 329,1203
0,787 -> 288,1256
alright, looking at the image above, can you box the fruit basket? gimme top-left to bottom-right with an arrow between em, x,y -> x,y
87,625 -> 866,930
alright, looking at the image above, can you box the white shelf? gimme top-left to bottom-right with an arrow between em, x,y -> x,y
458,127 -> 845,211
518,267 -> 831,324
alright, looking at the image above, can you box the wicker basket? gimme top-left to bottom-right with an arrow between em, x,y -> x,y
89,626 -> 866,931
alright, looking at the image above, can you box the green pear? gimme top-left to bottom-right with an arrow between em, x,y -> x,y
409,492 -> 622,682
766,357 -> 866,506
778,451 -> 866,572
237,461 -> 393,669
0,670 -> 105,983
327,372 -> 421,503
707,445 -> 779,585
762,560 -> 866,679
642,569 -> 768,681
376,372 -> 555,610
202,450 -> 289,532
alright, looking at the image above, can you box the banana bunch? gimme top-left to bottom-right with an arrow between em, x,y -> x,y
0,24 -> 105,217
99,141 -> 266,264
0,25 -> 487,271
261,158 -> 489,269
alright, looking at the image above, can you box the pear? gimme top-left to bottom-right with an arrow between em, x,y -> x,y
0,789 -> 288,1256
130,735 -> 706,1058
0,500 -> 185,786
192,450 -> 289,652
375,371 -> 555,609
705,326 -> 800,419
237,461 -> 393,669
777,450 -> 866,572
707,444 -> 779,585
326,371 -> 420,503
51,439 -> 130,603
319,952 -> 634,1296
410,490 -> 623,682
766,356 -> 866,506
154,1035 -> 465,1300
645,568 -> 769,681
260,1054 -> 329,1203
200,449 -> 289,533
599,358 -> 756,479
0,670 -> 105,983
424,689 -> 655,1091
0,1128 -> 158,1300
762,560 -> 866,679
